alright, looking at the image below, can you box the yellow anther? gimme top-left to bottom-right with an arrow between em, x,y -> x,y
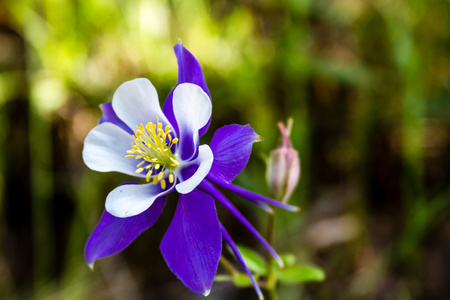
170,157 -> 179,166
126,116 -> 179,185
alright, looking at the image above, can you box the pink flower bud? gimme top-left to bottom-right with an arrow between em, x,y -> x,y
266,119 -> 300,203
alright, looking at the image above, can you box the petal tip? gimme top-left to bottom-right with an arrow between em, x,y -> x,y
88,262 -> 94,270
256,135 -> 264,142
203,289 -> 211,297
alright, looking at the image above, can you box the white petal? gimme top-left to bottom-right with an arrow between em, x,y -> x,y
106,183 -> 173,218
173,83 -> 212,160
175,145 -> 213,194
83,123 -> 145,178
112,78 -> 173,131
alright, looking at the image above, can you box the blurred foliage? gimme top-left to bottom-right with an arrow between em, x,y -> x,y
0,0 -> 449,299
220,244 -> 325,288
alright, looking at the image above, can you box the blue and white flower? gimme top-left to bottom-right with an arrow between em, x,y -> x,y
83,42 -> 297,299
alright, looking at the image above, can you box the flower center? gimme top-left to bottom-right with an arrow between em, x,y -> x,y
125,116 -> 179,189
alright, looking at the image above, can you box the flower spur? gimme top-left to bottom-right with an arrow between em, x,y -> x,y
83,42 -> 298,299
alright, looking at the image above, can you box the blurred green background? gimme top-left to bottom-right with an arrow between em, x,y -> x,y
0,0 -> 449,299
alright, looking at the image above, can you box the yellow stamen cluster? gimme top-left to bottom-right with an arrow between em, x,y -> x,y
125,116 -> 179,189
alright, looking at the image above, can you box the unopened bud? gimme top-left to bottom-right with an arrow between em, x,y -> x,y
266,119 -> 300,203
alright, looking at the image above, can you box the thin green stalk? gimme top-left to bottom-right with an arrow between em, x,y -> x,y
220,255 -> 239,277
265,208 -> 278,300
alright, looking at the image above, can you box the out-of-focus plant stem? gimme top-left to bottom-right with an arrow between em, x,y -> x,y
220,256 -> 239,277
265,195 -> 278,300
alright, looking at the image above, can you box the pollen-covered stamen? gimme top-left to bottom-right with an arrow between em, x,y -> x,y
125,116 -> 179,188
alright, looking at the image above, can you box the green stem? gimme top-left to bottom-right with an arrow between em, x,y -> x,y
265,210 -> 278,300
219,255 -> 238,276
267,212 -> 275,252
268,287 -> 278,300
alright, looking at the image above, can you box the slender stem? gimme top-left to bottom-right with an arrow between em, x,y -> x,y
199,180 -> 284,266
219,255 -> 238,276
264,189 -> 280,300
266,212 -> 275,252
221,223 -> 264,299
265,211 -> 278,300
268,286 -> 278,300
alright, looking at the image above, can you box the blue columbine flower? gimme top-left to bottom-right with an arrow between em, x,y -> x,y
83,42 -> 298,299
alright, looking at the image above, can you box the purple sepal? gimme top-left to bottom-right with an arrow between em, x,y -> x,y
163,42 -> 211,137
160,189 -> 221,296
99,102 -> 133,135
221,223 -> 263,300
207,173 -> 299,212
209,124 -> 260,183
199,180 -> 284,267
85,196 -> 166,267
